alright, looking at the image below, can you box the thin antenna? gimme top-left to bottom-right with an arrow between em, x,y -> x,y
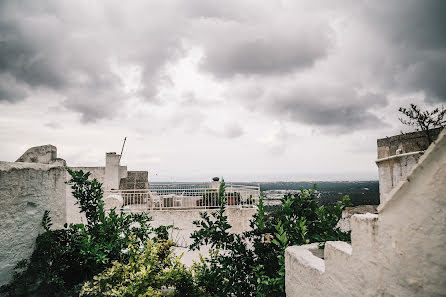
119,137 -> 127,160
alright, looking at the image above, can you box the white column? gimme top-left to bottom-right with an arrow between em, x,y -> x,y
105,152 -> 121,190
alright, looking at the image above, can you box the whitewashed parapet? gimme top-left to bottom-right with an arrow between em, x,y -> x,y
285,243 -> 325,297
286,127 -> 446,297
0,162 -> 66,286
375,127 -> 443,203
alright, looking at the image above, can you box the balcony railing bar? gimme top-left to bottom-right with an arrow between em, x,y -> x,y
104,183 -> 260,211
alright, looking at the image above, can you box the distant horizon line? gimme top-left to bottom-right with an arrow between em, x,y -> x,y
149,180 -> 379,183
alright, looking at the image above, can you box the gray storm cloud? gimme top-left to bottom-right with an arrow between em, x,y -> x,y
0,0 -> 445,130
0,1 -> 184,122
228,80 -> 389,134
192,18 -> 332,77
356,0 -> 446,102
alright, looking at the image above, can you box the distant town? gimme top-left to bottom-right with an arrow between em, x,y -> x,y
236,181 -> 379,206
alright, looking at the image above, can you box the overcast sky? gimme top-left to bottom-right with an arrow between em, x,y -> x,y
1,0 -> 445,181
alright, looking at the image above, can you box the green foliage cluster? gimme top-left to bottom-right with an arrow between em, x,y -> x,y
190,182 -> 351,297
1,170 -> 352,297
80,236 -> 199,297
0,169 -> 158,297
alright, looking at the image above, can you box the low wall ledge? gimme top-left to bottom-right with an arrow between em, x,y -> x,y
375,151 -> 423,164
352,213 -> 379,222
325,241 -> 352,256
286,243 -> 325,273
0,161 -> 65,171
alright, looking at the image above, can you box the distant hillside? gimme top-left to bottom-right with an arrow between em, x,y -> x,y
151,180 -> 380,206
239,181 -> 380,206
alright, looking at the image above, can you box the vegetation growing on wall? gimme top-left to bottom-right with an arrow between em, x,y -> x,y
190,180 -> 351,297
1,172 -> 352,297
80,236 -> 200,297
0,169 -> 163,297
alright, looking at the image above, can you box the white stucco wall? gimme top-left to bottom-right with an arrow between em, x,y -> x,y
105,153 -> 127,190
285,128 -> 446,297
146,208 -> 257,247
376,153 -> 422,203
0,162 -> 66,286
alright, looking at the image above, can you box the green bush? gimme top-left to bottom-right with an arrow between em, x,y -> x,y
80,236 -> 201,297
0,169 -> 157,297
190,182 -> 351,297
1,171 -> 351,297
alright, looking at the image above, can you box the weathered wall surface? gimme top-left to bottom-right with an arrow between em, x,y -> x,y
0,162 -> 66,286
376,127 -> 442,159
336,205 -> 378,232
375,128 -> 446,297
286,128 -> 446,297
376,128 -> 442,203
120,171 -> 149,190
377,153 -> 421,203
146,208 -> 257,247
16,144 -> 57,164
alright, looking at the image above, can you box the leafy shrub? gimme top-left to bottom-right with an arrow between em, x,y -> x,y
0,169 -> 156,297
190,182 -> 351,297
80,236 -> 200,297
1,170 -> 351,297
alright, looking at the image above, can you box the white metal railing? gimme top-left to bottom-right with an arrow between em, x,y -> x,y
104,183 -> 260,212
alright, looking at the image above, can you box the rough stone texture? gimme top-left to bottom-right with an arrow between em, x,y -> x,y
16,144 -> 58,164
376,127 -> 444,203
119,171 -> 149,190
377,153 -> 422,203
377,127 -> 442,159
145,208 -> 257,247
0,162 -> 66,286
286,243 -> 325,297
286,128 -> 446,297
336,205 -> 378,232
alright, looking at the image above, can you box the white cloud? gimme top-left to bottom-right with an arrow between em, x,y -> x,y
1,0 -> 445,181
